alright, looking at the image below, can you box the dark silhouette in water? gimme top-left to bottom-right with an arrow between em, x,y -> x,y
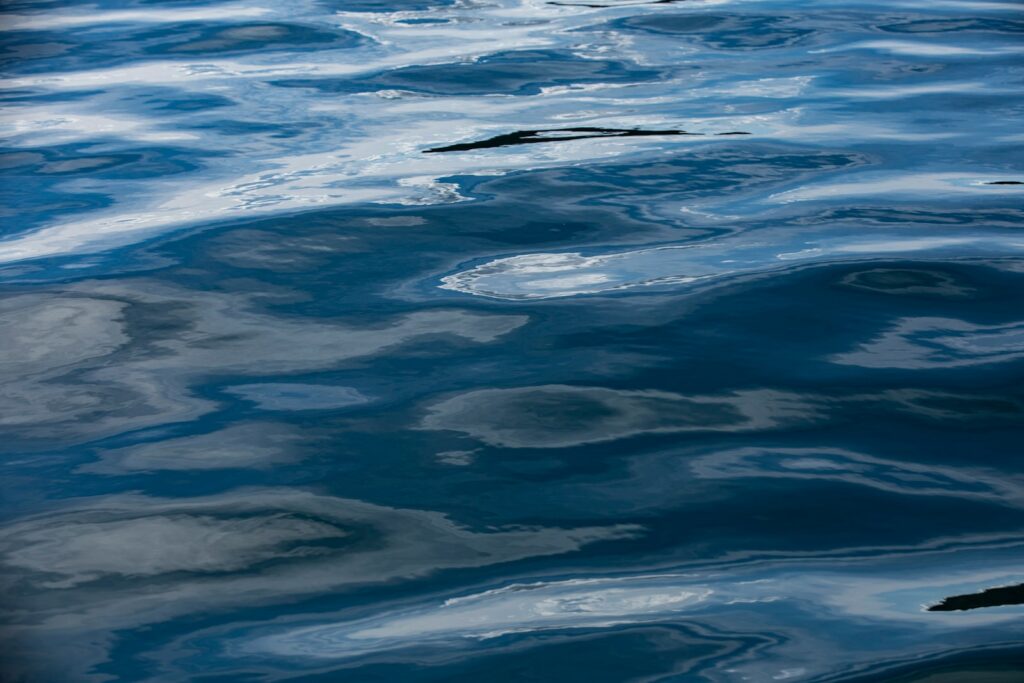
928,583 -> 1024,611
986,181 -> 1023,185
424,127 -> 726,153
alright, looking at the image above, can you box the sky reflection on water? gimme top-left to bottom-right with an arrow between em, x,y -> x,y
0,0 -> 1022,681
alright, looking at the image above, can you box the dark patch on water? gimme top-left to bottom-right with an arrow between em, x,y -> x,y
928,583 -> 1024,612
424,128 -> 698,153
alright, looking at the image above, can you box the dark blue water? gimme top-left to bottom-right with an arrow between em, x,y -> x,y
1,0 -> 1023,681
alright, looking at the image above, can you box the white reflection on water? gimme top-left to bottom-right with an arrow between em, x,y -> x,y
692,446 -> 1024,508
813,40 -> 1024,57
440,229 -> 1024,300
771,172 -> 1024,204
254,575 -> 726,657
242,547 -> 1023,682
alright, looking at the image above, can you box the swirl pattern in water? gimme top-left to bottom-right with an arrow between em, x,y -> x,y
0,0 -> 1023,681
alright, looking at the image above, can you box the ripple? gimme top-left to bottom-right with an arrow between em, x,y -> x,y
616,13 -> 814,50
439,230 -> 1023,300
225,382 -> 371,411
0,280 -> 526,445
1,21 -> 364,74
0,488 -> 640,679
233,542 -> 1024,679
420,384 -> 820,448
77,423 -> 300,473
271,49 -> 666,97
691,446 -> 1024,508
832,317 -> 1024,370
3,0 -> 1023,679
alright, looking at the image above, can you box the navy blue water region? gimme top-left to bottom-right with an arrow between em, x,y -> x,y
1,0 -> 1023,680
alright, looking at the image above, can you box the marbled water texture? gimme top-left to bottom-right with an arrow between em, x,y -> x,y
0,0 -> 1022,681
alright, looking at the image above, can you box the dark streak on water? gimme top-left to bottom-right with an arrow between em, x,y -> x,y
929,583 -> 1024,612
424,128 -> 698,153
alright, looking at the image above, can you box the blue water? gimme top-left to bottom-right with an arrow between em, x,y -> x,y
1,0 -> 1023,681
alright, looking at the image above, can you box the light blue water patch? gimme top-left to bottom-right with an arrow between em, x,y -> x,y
225,383 -> 371,411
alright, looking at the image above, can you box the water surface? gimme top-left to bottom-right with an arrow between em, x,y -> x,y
1,0 -> 1023,681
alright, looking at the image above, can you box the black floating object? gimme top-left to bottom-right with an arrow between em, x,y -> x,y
986,180 -> 1023,185
716,131 -> 752,136
928,582 -> 1024,612
424,127 -> 698,153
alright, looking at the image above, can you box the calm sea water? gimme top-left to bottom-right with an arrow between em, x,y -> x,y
1,0 -> 1023,681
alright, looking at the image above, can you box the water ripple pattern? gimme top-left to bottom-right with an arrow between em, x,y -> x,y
0,0 -> 1022,681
